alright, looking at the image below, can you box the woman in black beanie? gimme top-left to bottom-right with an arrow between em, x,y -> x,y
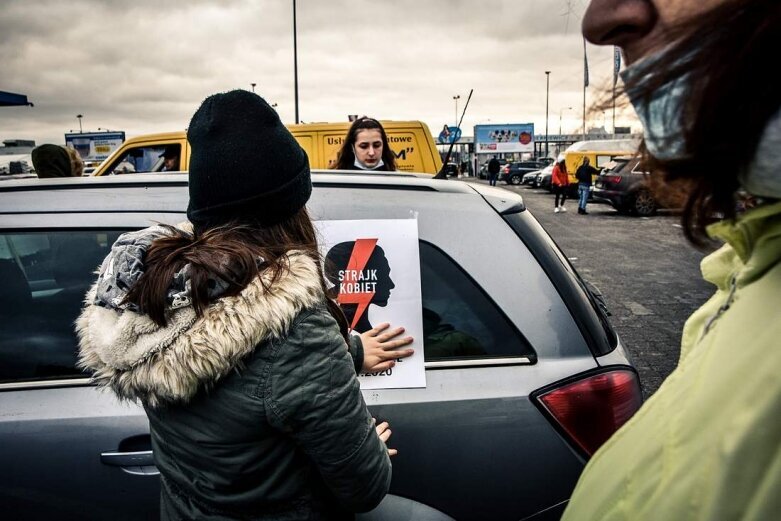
331,116 -> 398,171
77,90 -> 412,520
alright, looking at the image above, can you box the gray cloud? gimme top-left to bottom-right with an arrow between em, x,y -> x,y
0,0 -> 635,147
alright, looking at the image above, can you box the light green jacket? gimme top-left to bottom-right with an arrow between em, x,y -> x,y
562,201 -> 781,521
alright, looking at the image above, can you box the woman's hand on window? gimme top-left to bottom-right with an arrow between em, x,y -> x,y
360,323 -> 414,374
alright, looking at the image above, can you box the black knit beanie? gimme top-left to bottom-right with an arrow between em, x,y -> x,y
32,144 -> 72,178
186,90 -> 311,228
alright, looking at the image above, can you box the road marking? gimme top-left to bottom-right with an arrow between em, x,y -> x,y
624,301 -> 654,316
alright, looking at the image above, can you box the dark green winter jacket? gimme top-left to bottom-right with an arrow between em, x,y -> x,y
77,248 -> 390,520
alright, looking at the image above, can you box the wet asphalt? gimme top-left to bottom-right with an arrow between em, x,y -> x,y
466,178 -> 715,397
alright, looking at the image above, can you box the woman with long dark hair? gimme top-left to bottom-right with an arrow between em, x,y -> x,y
77,90 -> 412,520
561,0 -> 781,519
332,117 -> 397,171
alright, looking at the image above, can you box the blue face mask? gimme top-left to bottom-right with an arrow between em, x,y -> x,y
620,51 -> 689,161
622,49 -> 781,199
740,109 -> 781,199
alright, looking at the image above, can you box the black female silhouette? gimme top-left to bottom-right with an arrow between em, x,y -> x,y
325,240 -> 395,333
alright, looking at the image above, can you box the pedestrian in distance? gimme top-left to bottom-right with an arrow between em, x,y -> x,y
76,90 -> 414,521
487,156 -> 500,186
332,116 -> 397,171
551,156 -> 569,213
562,0 -> 781,520
575,157 -> 598,214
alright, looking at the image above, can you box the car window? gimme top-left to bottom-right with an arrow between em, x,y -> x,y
629,161 -> 647,174
0,229 -> 533,382
595,155 -> 615,168
420,241 -> 533,361
0,231 -> 121,383
604,159 -> 629,173
105,145 -> 178,175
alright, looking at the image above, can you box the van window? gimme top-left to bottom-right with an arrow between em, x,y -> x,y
104,144 -> 180,175
420,241 -> 533,361
0,231 -> 122,383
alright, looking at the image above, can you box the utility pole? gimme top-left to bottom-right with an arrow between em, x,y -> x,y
77,114 -> 83,133
453,95 -> 460,128
251,83 -> 256,93
559,106 -> 572,135
293,0 -> 300,123
544,71 -> 550,158
583,39 -> 588,139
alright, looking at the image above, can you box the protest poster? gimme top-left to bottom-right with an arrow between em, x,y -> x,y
317,219 -> 425,390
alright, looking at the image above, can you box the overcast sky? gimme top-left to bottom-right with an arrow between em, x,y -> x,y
0,0 -> 637,146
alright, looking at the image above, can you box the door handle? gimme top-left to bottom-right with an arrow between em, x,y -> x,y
101,450 -> 159,476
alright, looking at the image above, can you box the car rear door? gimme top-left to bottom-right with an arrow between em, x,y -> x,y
308,183 -> 600,520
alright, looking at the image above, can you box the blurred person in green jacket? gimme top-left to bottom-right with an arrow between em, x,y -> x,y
563,0 -> 781,519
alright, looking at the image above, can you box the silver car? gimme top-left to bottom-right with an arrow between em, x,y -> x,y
0,173 -> 641,520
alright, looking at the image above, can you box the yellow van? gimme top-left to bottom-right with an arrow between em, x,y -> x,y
564,139 -> 639,186
92,121 -> 442,176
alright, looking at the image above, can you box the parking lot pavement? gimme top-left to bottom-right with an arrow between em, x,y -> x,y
464,178 -> 715,396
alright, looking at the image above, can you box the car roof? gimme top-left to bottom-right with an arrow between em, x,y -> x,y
0,171 -> 524,215
565,139 -> 639,153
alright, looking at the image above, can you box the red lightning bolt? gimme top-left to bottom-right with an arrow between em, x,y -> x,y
337,238 -> 378,331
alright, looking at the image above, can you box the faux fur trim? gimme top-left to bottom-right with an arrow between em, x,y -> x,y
76,252 -> 324,407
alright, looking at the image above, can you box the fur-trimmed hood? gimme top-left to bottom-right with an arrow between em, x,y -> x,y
76,251 -> 325,407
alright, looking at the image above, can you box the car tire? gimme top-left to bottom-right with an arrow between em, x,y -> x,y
510,174 -> 522,185
632,189 -> 657,216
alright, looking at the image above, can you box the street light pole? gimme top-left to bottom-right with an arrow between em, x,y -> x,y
292,0 -> 300,123
453,94 -> 460,128
251,83 -> 256,93
559,106 -> 572,135
77,114 -> 83,133
544,71 -> 550,159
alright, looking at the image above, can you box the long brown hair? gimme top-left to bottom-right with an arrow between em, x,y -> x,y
123,208 -> 349,340
600,0 -> 780,245
331,117 -> 398,171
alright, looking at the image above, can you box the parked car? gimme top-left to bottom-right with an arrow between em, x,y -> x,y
0,153 -> 35,178
442,162 -> 460,177
535,165 -> 554,190
0,173 -> 642,521
478,158 -> 508,179
500,160 -> 548,185
532,156 -> 555,167
522,169 -> 541,185
593,156 -> 658,216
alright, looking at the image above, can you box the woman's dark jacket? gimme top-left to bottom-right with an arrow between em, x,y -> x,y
76,233 -> 389,521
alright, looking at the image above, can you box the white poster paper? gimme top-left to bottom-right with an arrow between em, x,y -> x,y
317,219 -> 425,390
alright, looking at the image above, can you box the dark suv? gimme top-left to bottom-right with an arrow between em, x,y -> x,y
593,156 -> 657,216
500,161 -> 549,185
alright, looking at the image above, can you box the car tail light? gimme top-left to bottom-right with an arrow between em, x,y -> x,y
602,175 -> 622,184
535,369 -> 642,456
503,165 -> 510,174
